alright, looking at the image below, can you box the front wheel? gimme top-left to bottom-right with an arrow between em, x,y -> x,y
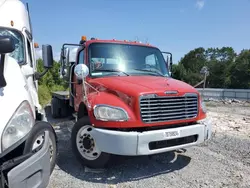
71,117 -> 110,168
23,121 -> 57,174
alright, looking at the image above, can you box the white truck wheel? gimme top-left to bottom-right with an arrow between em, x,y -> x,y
23,122 -> 57,174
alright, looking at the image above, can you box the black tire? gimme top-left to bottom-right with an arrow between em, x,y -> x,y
51,97 -> 61,118
71,117 -> 111,169
23,121 -> 57,175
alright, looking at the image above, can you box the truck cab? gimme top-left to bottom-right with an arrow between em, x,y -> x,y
0,0 -> 57,187
54,36 -> 212,169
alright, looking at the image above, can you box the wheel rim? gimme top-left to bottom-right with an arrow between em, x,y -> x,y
76,125 -> 101,160
32,133 -> 54,162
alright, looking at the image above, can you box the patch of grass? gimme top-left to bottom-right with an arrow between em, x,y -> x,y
38,85 -> 51,107
38,84 -> 68,107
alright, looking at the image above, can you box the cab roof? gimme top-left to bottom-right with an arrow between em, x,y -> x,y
84,39 -> 156,48
0,0 -> 31,32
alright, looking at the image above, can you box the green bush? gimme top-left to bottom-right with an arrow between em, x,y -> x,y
37,59 -> 68,107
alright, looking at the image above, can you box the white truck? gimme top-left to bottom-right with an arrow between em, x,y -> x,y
0,0 -> 57,187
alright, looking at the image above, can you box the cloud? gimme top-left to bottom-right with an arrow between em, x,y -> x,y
35,49 -> 42,60
195,0 -> 205,10
35,47 -> 78,62
53,52 -> 61,62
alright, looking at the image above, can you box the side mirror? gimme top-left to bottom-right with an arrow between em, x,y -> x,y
64,48 -> 70,66
60,47 -> 70,67
162,51 -> 173,77
74,64 -> 89,80
60,47 -> 70,79
42,45 -> 53,68
169,57 -> 173,76
0,36 -> 15,54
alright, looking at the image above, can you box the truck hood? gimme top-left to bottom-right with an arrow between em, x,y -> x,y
0,56 -> 30,146
89,76 -> 198,97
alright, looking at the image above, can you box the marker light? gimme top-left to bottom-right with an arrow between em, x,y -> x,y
34,43 -> 39,48
81,36 -> 87,41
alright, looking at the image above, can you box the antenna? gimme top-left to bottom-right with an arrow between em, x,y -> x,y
26,3 -> 33,35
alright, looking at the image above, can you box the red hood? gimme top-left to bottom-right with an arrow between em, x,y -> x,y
89,76 -> 198,97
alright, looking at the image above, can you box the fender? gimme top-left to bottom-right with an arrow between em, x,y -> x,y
77,102 -> 88,120
86,91 -> 138,129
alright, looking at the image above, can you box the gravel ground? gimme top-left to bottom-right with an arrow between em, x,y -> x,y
47,101 -> 250,188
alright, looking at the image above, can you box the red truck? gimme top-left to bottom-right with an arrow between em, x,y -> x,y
52,36 -> 212,168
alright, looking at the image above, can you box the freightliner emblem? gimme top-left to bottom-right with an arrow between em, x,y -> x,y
165,90 -> 178,95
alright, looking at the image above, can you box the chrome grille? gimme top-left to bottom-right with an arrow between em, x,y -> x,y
139,94 -> 198,123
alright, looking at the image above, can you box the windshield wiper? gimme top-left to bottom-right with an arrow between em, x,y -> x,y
92,69 -> 129,76
133,68 -> 165,77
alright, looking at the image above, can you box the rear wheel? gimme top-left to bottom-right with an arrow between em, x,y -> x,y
71,117 -> 110,168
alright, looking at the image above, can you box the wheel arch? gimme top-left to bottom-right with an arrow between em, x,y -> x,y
77,102 -> 88,120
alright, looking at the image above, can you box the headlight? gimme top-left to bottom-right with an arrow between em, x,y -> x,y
93,105 -> 129,121
2,101 -> 34,151
200,97 -> 207,113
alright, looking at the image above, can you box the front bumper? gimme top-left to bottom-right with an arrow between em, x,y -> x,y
1,131 -> 51,188
91,118 -> 212,156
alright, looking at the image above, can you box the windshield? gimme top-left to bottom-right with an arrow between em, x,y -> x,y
88,43 -> 170,77
0,28 -> 24,64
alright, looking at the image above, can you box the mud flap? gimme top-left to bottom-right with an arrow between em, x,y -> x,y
7,131 -> 51,188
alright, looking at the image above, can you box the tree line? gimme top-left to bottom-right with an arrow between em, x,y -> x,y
172,47 -> 250,89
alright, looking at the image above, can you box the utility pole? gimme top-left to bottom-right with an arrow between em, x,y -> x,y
200,66 -> 209,98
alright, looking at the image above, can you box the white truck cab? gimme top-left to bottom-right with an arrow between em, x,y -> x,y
0,0 -> 57,187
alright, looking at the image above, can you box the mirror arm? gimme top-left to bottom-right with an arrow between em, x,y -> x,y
34,68 -> 49,80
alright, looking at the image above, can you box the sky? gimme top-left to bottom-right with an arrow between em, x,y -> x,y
21,0 -> 250,63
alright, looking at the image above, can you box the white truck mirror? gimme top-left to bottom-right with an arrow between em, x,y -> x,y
0,36 -> 15,54
42,44 -> 53,68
